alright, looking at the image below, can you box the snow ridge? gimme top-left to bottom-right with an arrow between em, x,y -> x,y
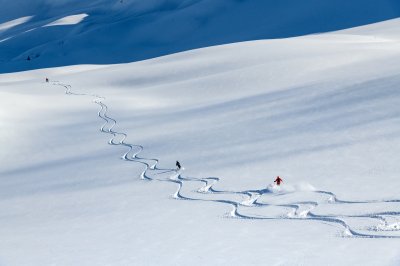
53,81 -> 400,239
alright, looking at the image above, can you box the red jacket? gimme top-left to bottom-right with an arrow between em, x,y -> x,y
274,176 -> 283,185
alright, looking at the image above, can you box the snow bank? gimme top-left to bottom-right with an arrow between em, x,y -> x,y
44,14 -> 88,27
0,16 -> 32,32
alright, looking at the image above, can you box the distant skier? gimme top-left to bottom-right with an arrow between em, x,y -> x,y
274,176 -> 283,186
27,56 -> 31,61
176,161 -> 181,170
45,78 -> 49,83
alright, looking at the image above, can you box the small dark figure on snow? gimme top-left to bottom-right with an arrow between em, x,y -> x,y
27,56 -> 31,61
176,161 -> 181,170
45,78 -> 49,83
274,176 -> 283,186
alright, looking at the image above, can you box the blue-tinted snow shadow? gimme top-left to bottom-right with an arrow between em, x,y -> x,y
1,0 -> 400,73
0,109 -> 139,200
121,74 -> 400,169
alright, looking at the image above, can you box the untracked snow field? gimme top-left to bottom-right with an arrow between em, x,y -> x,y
1,19 -> 400,265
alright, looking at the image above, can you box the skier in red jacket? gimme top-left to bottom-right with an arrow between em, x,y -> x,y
274,176 -> 283,186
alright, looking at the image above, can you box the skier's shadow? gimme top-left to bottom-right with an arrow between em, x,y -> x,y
155,169 -> 176,175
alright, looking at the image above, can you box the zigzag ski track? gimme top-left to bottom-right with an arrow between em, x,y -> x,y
52,81 -> 400,239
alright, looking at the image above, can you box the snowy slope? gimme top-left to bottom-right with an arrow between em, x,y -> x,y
1,0 -> 400,72
1,16 -> 400,265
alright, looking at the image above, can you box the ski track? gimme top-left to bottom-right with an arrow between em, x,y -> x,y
52,81 -> 400,239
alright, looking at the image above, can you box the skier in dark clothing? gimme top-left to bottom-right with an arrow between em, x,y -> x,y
274,176 -> 283,186
176,161 -> 181,170
46,78 -> 49,83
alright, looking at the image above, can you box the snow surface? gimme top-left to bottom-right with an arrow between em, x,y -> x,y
1,0 -> 400,72
0,16 -> 33,32
1,2 -> 400,266
44,14 -> 89,27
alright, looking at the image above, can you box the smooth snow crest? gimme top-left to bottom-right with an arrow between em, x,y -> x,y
44,14 -> 88,27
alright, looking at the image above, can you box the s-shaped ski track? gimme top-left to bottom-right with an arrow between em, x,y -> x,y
52,81 -> 400,239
